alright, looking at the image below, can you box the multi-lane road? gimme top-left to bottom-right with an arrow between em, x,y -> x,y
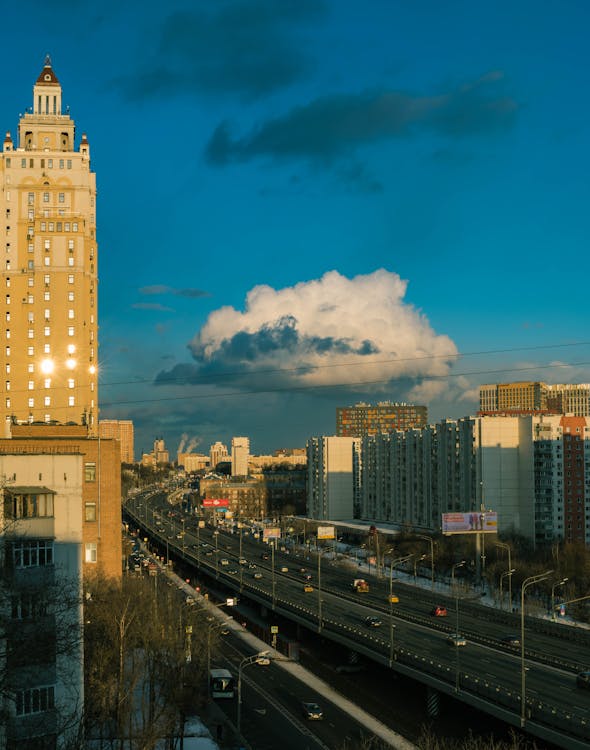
125,489 -> 590,749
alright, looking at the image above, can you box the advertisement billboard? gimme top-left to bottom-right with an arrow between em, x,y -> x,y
263,527 -> 281,540
442,511 -> 498,535
317,526 -> 335,540
202,498 -> 229,508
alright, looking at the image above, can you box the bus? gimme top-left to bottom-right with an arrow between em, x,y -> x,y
209,668 -> 235,699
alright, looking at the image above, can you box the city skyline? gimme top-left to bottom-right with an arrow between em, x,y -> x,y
3,1 -> 589,455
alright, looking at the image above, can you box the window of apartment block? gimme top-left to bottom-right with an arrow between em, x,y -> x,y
28,397 -> 34,407
9,491 -> 54,519
68,396 -> 75,407
85,502 -> 96,522
12,540 -> 54,568
85,543 -> 97,563
68,274 -> 74,284
44,396 -> 50,407
58,192 -> 65,203
15,685 -> 55,716
85,462 -> 96,482
5,398 -> 9,408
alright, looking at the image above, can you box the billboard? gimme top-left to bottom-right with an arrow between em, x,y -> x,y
442,511 -> 498,535
263,527 -> 281,540
317,526 -> 335,540
202,498 -> 229,508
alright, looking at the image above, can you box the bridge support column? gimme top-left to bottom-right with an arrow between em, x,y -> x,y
426,687 -> 440,718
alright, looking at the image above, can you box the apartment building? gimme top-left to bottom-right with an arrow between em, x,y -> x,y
479,381 -> 590,417
359,414 -> 590,546
336,401 -> 427,437
306,436 -> 361,520
99,419 -> 134,463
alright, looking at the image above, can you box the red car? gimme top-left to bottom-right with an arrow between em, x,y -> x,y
431,606 -> 448,617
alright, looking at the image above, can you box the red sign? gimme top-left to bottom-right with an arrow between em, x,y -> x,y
202,498 -> 229,508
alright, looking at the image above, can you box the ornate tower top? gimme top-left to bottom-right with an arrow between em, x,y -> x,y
35,55 -> 60,86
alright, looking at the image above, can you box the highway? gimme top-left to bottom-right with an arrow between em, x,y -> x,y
125,489 -> 590,749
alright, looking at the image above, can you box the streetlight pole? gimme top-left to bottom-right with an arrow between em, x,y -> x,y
214,531 -> 219,578
521,571 -> 552,727
495,542 -> 512,607
389,554 -> 412,666
239,526 -> 244,592
271,540 -> 276,609
417,535 -> 435,590
317,543 -> 323,633
500,569 -> 516,611
237,652 -> 270,736
413,554 -> 427,585
452,560 -> 466,693
182,517 -> 185,557
551,577 -> 568,621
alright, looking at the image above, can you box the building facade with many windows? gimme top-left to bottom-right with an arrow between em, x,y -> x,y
0,57 -> 98,434
336,401 -> 427,437
359,414 -> 590,547
99,419 -> 134,463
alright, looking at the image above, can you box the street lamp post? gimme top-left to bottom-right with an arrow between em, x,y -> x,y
551,577 -> 568,621
500,569 -> 516,611
452,560 -> 466,693
496,542 -> 513,607
271,540 -> 276,609
317,544 -> 323,633
182,517 -> 185,557
388,554 -> 412,666
417,535 -> 435,590
521,571 -> 552,727
239,526 -> 244,592
214,531 -> 219,578
237,652 -> 270,736
413,554 -> 427,584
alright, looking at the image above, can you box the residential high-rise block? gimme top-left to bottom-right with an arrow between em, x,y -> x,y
479,381 -> 590,417
99,419 -> 135,463
336,401 -> 427,437
231,436 -> 250,477
0,56 -> 98,434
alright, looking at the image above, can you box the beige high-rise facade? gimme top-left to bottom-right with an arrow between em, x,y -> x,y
99,418 -> 135,463
0,57 -> 98,434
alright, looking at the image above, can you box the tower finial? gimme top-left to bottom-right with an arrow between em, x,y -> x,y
44,54 -> 52,67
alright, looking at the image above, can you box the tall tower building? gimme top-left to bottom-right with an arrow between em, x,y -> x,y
0,56 -> 98,434
231,436 -> 250,477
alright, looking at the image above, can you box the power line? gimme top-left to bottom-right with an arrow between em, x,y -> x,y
99,358 -> 590,410
99,340 -> 590,390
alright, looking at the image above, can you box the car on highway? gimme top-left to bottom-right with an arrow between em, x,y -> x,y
261,553 -> 270,561
301,701 -> 323,720
364,616 -> 382,628
253,572 -> 263,579
430,606 -> 448,617
388,594 -> 399,603
280,566 -> 289,572
299,567 -> 307,574
303,584 -> 314,593
227,569 -> 238,575
576,671 -> 590,689
303,573 -> 313,581
446,633 -> 467,647
220,558 -> 230,566
499,634 -> 520,647
238,558 -> 248,565
248,562 -> 257,569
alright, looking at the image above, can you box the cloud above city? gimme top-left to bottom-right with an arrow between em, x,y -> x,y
155,269 -> 459,397
205,72 -> 517,168
113,0 -> 325,101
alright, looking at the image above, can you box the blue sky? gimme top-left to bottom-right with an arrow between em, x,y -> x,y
4,0 -> 590,458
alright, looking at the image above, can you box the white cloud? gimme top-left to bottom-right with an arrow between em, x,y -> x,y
186,269 -> 458,391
